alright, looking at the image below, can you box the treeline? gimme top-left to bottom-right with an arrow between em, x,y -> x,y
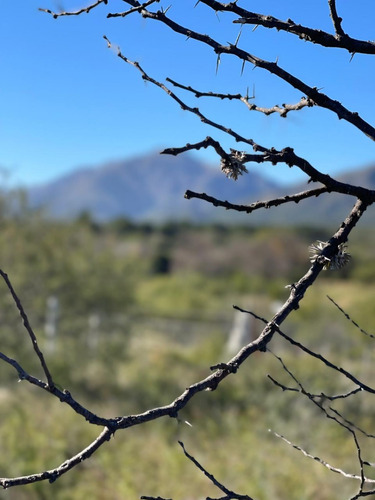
0,211 -> 373,320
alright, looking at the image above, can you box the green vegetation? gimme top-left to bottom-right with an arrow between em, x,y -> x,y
0,212 -> 374,499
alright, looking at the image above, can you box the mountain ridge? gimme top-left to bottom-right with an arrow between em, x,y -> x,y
27,152 -> 375,226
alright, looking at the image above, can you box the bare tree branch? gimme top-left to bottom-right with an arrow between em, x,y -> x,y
107,0 -> 160,19
267,374 -> 361,401
178,441 -> 254,500
328,0 -> 345,37
166,78 -> 315,118
327,295 -> 375,339
103,37 -> 375,201
201,0 -> 375,55
184,186 -> 329,214
272,431 -> 374,484
0,270 -> 55,389
234,300 -> 375,395
117,2 -> 375,140
141,496 -> 172,500
0,427 -> 114,488
269,352 -> 369,495
39,0 -> 108,18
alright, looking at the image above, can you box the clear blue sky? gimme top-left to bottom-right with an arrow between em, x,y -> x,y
1,1 -> 374,187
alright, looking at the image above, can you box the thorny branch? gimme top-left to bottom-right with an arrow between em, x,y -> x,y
8,0 -> 375,496
184,186 -> 329,215
42,0 -> 375,139
115,1 -> 375,141
202,0 -> 375,55
39,0 -> 109,18
166,78 -> 315,118
104,36 -> 375,202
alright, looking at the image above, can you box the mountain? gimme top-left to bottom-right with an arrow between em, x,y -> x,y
27,152 -> 375,226
27,152 -> 278,222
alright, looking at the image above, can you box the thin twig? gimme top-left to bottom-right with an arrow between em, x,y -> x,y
167,78 -> 315,117
0,427 -> 114,488
178,441 -> 254,500
270,354 -> 369,494
272,431 -> 375,483
107,0 -> 159,18
267,375 -> 361,401
234,297 -> 375,395
327,295 -> 375,339
0,270 -> 55,389
39,0 -> 108,18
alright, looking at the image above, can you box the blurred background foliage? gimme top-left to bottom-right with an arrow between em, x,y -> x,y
0,192 -> 374,499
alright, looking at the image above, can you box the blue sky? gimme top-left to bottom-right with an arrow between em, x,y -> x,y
1,1 -> 374,187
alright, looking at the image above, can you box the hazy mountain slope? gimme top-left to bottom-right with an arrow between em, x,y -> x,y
27,152 -> 278,222
27,153 -> 375,225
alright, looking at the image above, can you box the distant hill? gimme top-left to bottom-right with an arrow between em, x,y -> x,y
27,152 -> 375,226
27,152 -> 278,222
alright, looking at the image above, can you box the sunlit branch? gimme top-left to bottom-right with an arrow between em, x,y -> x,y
200,0 -> 375,55
269,352 -> 368,493
39,0 -> 108,18
264,148 -> 375,201
102,35 -> 267,153
272,431 -> 374,484
166,78 -> 315,117
269,351 -> 374,441
0,270 -> 116,427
